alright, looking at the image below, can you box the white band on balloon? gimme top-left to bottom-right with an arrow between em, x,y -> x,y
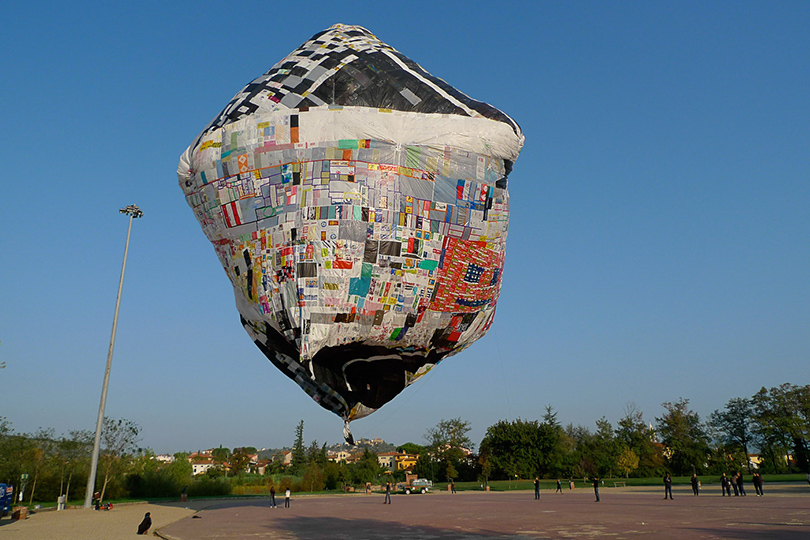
178,105 -> 523,189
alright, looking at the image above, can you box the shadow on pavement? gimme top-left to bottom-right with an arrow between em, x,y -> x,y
687,527 -> 810,540
266,515 -> 539,539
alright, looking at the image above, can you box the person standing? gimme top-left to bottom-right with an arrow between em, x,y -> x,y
534,477 -> 540,500
270,485 -> 277,508
753,472 -> 764,496
720,473 -> 728,496
690,474 -> 700,495
451,479 -> 456,494
284,487 -> 291,508
592,477 -> 600,502
555,479 -> 563,493
137,512 -> 152,535
663,473 -> 673,500
736,472 -> 746,496
384,481 -> 392,504
731,473 -> 739,496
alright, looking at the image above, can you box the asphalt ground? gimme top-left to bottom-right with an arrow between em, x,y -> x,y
2,484 -> 808,539
159,484 -> 810,540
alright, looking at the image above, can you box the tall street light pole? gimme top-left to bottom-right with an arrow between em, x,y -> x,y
84,204 -> 143,508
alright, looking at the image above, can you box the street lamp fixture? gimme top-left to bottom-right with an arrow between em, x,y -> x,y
83,205 -> 143,508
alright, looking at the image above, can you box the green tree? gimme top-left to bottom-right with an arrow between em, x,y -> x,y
211,446 -> 231,470
290,420 -> 307,475
0,421 -> 35,492
302,461 -> 325,492
615,404 -> 664,476
426,418 -> 474,455
26,428 -> 56,505
655,399 -> 709,475
478,453 -> 492,485
425,418 -> 476,481
616,447 -> 639,478
445,461 -> 458,481
211,446 -> 231,461
479,418 -> 561,479
266,451 -> 287,475
710,397 -> 755,472
98,417 -> 140,502
538,407 -> 566,476
397,442 -> 425,455
167,453 -> 193,487
346,448 -> 382,485
751,384 -> 810,473
322,460 -> 344,490
591,418 -> 621,477
412,453 -> 437,481
307,440 -> 328,466
230,448 -> 252,475
55,430 -> 92,503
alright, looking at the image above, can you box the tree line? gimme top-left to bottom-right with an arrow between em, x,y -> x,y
478,383 -> 810,480
1,383 -> 808,503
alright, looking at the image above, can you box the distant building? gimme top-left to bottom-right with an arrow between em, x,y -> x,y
154,454 -> 175,463
378,452 -> 401,471
395,453 -> 419,471
254,459 -> 271,475
328,450 -> 353,462
356,437 -> 385,446
192,459 -> 215,476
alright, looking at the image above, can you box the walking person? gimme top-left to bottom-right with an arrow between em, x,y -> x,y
534,477 -> 540,500
555,479 -> 563,493
663,473 -> 673,500
384,481 -> 392,504
690,473 -> 700,495
451,479 -> 457,494
592,477 -> 600,502
720,473 -> 729,496
284,487 -> 291,508
270,485 -> 277,508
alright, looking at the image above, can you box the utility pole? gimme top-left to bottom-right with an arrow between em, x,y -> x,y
83,205 -> 143,508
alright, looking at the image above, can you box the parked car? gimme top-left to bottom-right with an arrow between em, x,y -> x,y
399,478 -> 433,494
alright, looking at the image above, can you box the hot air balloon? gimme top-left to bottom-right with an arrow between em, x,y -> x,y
177,24 -> 523,442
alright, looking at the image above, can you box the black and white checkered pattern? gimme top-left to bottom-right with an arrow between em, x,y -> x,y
199,24 -> 520,139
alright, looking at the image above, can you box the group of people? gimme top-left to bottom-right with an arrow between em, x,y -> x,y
533,477 -> 567,499
680,471 -> 765,498
268,485 -> 292,508
719,471 -> 764,496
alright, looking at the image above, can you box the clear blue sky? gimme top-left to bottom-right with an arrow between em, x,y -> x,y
2,1 -> 808,454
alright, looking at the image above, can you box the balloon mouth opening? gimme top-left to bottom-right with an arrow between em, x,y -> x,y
311,343 -> 449,410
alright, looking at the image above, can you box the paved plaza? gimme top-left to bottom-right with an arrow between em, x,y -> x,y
2,484 -> 809,540
158,486 -> 810,540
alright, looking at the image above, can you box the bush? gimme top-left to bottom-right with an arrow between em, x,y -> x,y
187,477 -> 232,497
126,469 -> 184,499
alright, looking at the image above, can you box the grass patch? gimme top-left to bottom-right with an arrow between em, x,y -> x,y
436,473 -> 808,492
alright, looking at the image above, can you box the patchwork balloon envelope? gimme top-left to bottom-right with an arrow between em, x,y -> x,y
178,24 -> 523,442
